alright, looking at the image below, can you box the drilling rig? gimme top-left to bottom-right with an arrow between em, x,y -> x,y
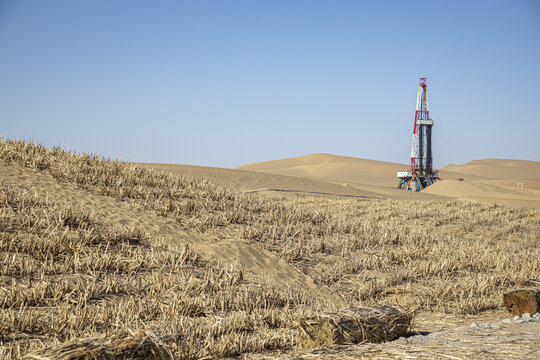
396,77 -> 440,191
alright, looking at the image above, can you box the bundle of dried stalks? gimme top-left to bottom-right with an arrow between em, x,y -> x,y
23,330 -> 173,360
296,305 -> 412,348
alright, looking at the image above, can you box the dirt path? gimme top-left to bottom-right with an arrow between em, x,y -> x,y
0,164 -> 331,299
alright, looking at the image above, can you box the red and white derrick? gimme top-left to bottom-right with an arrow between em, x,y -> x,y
410,77 -> 431,173
396,77 -> 439,192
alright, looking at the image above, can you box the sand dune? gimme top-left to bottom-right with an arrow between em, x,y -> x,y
239,154 -> 540,207
137,161 -> 449,201
431,159 -> 540,205
238,153 -> 406,187
136,154 -> 540,206
135,162 -> 386,198
422,179 -> 534,199
443,159 -> 540,180
239,153 -> 489,185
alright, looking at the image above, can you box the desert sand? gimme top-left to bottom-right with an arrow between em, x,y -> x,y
135,162 -> 384,198
138,160 -> 450,201
237,153 -> 540,207
443,158 -> 540,180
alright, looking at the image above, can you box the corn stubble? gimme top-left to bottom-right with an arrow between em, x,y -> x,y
0,140 -> 539,358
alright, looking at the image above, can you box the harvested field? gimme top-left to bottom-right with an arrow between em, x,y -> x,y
23,330 -> 172,360
0,186 -> 325,358
1,139 -> 539,358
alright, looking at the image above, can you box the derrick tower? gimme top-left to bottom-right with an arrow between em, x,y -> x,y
396,77 -> 440,191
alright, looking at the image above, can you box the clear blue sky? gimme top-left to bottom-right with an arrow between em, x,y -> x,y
1,0 -> 539,168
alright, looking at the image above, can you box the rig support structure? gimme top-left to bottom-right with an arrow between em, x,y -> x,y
396,77 -> 440,191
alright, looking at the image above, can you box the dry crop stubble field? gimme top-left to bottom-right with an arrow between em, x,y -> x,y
0,188 -> 324,359
0,139 -> 539,359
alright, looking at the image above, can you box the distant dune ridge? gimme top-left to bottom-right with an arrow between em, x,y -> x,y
238,154 -> 540,207
137,154 -> 540,207
238,153 -> 405,187
442,158 -> 540,180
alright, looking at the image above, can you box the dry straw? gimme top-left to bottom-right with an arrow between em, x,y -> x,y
22,330 -> 173,360
297,305 -> 412,348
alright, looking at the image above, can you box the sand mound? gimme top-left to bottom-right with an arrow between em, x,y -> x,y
135,162 -> 383,198
422,179 -> 526,198
239,154 -> 540,207
238,153 -> 406,187
443,159 -> 540,180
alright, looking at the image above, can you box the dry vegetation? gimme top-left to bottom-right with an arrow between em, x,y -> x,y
0,187 -> 321,358
296,305 -> 411,348
1,139 -> 539,358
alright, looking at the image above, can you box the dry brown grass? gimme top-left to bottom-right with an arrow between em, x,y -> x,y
0,187 -> 321,358
1,139 -> 539,358
23,330 -> 173,359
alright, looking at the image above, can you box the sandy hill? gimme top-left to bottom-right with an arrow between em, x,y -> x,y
239,154 -> 540,207
443,158 -> 540,180
137,161 -> 449,201
238,153 -> 487,185
426,159 -> 540,206
421,180 -> 540,207
135,162 -> 383,198
238,153 -> 406,187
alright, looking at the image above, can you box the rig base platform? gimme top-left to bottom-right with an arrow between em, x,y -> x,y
395,171 -> 440,192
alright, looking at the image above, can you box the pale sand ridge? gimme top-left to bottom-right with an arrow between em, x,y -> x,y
428,159 -> 540,206
239,154 -> 540,207
137,154 -> 540,206
443,158 -> 540,180
137,161 -> 451,201
135,162 -> 386,198
238,153 -> 408,187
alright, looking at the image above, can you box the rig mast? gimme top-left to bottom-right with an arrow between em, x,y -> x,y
396,77 -> 440,191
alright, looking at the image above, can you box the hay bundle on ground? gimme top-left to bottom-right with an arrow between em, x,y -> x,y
23,330 -> 173,360
297,305 -> 412,348
503,288 -> 540,316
